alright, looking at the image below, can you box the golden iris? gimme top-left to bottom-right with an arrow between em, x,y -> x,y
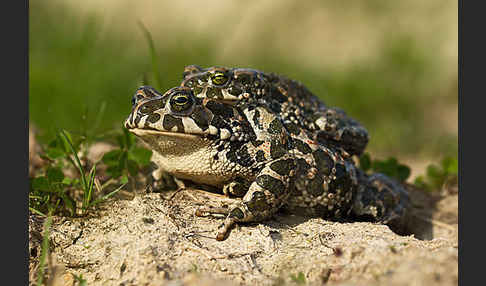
170,93 -> 193,112
210,72 -> 229,86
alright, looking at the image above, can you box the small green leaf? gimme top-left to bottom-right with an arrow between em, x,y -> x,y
62,177 -> 73,185
120,175 -> 129,184
73,274 -> 88,286
426,164 -> 442,180
47,167 -> 64,183
106,165 -> 123,179
102,150 -> 123,166
59,192 -> 76,216
129,147 -> 152,166
396,164 -> 411,182
31,177 -> 50,191
441,157 -> 458,176
371,160 -> 389,175
386,157 -> 398,166
359,153 -> 371,172
414,175 -> 430,191
290,272 -> 306,285
127,159 -> 139,176
45,148 -> 65,160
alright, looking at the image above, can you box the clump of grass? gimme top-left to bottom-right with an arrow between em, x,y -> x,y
413,157 -> 458,192
29,129 -> 147,217
359,153 -> 411,183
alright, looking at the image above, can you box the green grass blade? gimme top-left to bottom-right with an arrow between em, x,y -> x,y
138,21 -> 162,91
73,274 -> 88,286
60,129 -> 88,191
84,164 -> 97,209
36,215 -> 53,286
29,207 -> 47,217
89,183 -> 126,207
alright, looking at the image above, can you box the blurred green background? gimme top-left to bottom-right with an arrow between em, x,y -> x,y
29,0 -> 457,174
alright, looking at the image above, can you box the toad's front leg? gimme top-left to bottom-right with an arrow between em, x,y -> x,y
197,158 -> 296,241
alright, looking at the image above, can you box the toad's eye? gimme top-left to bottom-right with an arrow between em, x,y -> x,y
210,72 -> 229,86
169,93 -> 194,113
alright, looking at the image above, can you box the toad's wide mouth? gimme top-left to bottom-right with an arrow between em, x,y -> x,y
127,128 -> 204,140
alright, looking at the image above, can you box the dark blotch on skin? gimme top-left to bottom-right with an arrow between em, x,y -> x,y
296,158 -> 311,174
190,106 -> 210,131
205,101 -> 234,118
252,109 -> 261,128
270,86 -> 287,103
256,150 -> 266,162
235,146 -> 254,167
256,174 -> 285,196
293,138 -> 312,154
147,113 -> 161,123
308,175 -> 324,196
251,140 -> 264,147
217,143 -> 225,152
229,208 -> 245,219
226,141 -> 246,164
211,115 -> 232,131
268,101 -> 282,113
286,137 -> 295,150
313,150 -> 334,176
329,163 -> 354,197
134,115 -> 142,126
284,122 -> 301,135
246,191 -> 270,212
270,159 -> 294,176
163,114 -> 185,132
268,118 -> 283,134
139,100 -> 164,114
270,139 -> 287,159
228,178 -> 250,197
236,73 -> 253,87
228,85 -> 243,96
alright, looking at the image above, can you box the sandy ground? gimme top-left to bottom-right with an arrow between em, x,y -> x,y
29,182 -> 458,286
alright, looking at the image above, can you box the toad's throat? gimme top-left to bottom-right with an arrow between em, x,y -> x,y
127,128 -> 232,187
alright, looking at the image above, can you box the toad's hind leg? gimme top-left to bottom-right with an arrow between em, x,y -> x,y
351,171 -> 410,232
197,158 -> 295,241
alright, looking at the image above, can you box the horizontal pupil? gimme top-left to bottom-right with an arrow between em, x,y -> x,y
214,75 -> 226,83
174,96 -> 187,104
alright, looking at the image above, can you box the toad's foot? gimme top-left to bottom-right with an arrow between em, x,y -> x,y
197,160 -> 294,241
